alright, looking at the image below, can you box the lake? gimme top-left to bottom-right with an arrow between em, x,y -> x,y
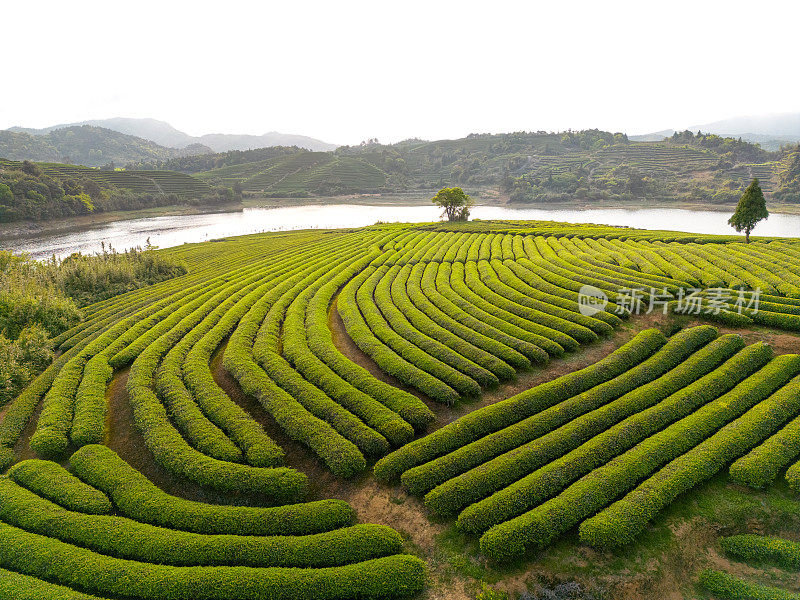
3,204 -> 800,260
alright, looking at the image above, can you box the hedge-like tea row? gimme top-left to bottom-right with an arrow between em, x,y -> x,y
554,236 -> 685,293
127,325 -> 308,498
466,261 -> 587,348
254,247 -> 391,458
436,261 -> 558,359
0,478 -> 403,568
370,264 -> 489,395
580,372 -> 800,548
417,326 -> 726,512
502,257 -> 624,327
0,521 -> 427,600
226,266 -> 368,477
455,333 -> 754,535
406,326 -> 716,498
6,459 -> 111,515
306,262 -> 435,431
479,349 -> 796,562
721,535 -> 800,571
70,445 -> 354,535
341,265 -> 461,403
281,251 -> 414,447
415,262 -> 535,369
402,263 -> 519,379
0,567 -> 108,600
450,261 -> 571,355
155,279 -> 262,463
698,569 -> 799,600
374,329 -> 666,482
488,259 -> 614,337
730,410 -> 800,489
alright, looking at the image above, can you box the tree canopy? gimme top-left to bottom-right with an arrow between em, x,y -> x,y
728,178 -> 769,242
432,187 -> 472,221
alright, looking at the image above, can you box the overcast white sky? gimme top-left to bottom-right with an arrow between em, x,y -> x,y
2,0 -> 799,145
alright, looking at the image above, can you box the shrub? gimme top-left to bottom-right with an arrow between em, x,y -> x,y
0,521 -> 427,600
721,535 -> 800,571
479,349 -> 796,562
0,478 -> 403,568
374,328 -> 667,483
698,569 -> 799,600
581,372 -> 800,548
7,459 -> 111,515
70,445 -> 354,535
418,327 -> 726,513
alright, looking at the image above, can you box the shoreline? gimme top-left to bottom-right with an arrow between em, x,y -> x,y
1,194 -> 798,245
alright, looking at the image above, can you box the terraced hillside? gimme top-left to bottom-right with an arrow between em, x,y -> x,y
197,152 -> 386,195
2,220 -> 800,598
0,159 -> 211,197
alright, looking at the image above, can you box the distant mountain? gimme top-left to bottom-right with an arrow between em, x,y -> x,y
689,112 -> 800,138
632,112 -> 800,150
0,126 -> 211,167
630,129 -> 676,142
9,117 -> 337,153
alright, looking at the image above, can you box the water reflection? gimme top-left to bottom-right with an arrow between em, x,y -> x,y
2,204 -> 799,260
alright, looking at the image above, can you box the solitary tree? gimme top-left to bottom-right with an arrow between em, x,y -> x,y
432,187 -> 473,222
728,178 -> 768,243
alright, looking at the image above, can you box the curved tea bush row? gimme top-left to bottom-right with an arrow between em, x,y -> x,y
437,262 -> 559,358
167,278 -> 284,466
339,265 -> 460,404
457,342 -> 770,535
523,237 -> 636,309
0,567 -> 109,600
698,569 -> 799,600
419,262 -> 545,367
502,257 -> 624,328
413,261 -> 532,369
226,266 -> 368,477
479,350 -> 797,562
721,535 -> 800,571
127,315 -> 308,498
0,478 -> 403,568
32,258 -> 277,456
374,329 -> 667,482
0,521 -> 426,600
581,372 -> 800,548
455,333 -> 756,535
254,244 -> 391,458
406,327 -> 715,498
154,279 -> 265,463
466,262 -> 588,348
7,460 -> 111,515
730,408 -> 800,489
451,261 -> 573,356
488,259 -> 614,336
71,445 -> 352,535
306,262 -> 435,431
369,264 -> 489,394
281,252 -> 415,447
401,263 -> 519,379
418,326 -> 727,512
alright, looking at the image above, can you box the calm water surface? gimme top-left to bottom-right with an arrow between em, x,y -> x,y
3,204 -> 800,260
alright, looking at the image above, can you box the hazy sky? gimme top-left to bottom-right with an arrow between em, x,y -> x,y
3,0 -> 799,145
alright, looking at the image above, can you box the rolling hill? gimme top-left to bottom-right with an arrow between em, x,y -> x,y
0,126 -> 210,168
197,152 -> 387,195
9,117 -> 337,153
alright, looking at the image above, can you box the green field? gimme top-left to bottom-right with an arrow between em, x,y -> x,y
3,220 -> 800,599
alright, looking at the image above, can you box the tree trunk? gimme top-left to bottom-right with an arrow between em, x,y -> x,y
745,228 -> 750,244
